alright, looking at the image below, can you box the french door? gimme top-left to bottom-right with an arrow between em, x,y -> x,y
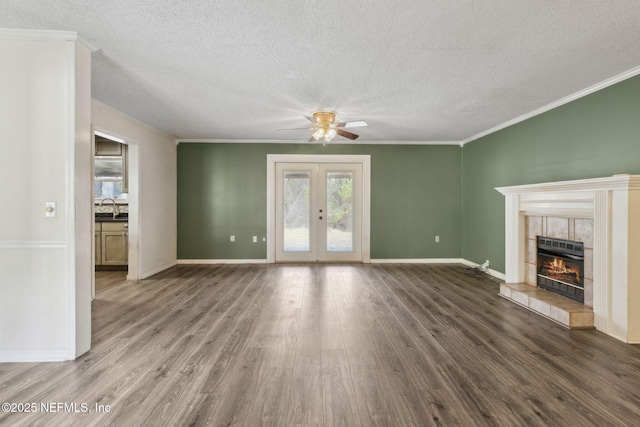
275,162 -> 363,262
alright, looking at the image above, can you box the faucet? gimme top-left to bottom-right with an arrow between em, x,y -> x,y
99,198 -> 119,219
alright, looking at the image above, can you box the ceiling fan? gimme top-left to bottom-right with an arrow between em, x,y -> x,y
278,111 -> 368,142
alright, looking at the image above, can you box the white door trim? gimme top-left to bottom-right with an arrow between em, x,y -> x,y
267,154 -> 371,263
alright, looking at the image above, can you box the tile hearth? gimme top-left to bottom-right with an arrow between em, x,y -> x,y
499,282 -> 594,329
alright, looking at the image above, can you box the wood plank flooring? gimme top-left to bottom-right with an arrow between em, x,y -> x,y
94,270 -> 128,293
1,264 -> 640,426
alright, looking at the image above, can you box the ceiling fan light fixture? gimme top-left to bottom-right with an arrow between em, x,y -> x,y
312,128 -> 325,140
324,128 -> 337,141
278,111 -> 367,141
312,111 -> 336,124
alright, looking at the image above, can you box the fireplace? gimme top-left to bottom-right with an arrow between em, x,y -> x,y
537,237 -> 585,303
497,175 -> 640,343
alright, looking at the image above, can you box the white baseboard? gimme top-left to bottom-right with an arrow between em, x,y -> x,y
460,259 -> 506,281
177,259 -> 268,265
369,258 -> 505,280
174,258 -> 506,280
140,260 -> 178,279
370,258 -> 466,264
0,350 -> 69,363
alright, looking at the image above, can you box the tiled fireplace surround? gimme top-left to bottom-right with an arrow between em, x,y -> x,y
524,216 -> 594,307
496,175 -> 640,344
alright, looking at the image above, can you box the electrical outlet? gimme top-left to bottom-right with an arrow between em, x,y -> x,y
252,236 -> 257,243
435,235 -> 440,243
230,235 -> 235,242
262,237 -> 266,242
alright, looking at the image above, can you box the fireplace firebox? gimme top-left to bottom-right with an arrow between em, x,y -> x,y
537,236 -> 585,303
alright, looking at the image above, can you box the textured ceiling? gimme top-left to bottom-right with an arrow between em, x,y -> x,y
2,1 -> 640,143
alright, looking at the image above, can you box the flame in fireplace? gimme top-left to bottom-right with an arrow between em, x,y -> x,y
544,257 -> 581,283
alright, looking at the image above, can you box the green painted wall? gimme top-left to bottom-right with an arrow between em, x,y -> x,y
177,144 -> 462,259
178,76 -> 640,265
462,75 -> 640,273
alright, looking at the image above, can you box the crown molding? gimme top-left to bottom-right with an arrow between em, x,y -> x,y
0,29 -> 99,52
0,28 -> 77,42
175,138 -> 461,146
460,65 -> 640,146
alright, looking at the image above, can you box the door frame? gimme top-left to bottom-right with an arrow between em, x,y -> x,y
267,154 -> 371,263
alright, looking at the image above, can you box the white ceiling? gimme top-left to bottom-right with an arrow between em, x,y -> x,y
2,1 -> 640,143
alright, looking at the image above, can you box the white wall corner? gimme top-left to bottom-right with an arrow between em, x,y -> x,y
141,260 -> 179,279
92,100 -> 177,282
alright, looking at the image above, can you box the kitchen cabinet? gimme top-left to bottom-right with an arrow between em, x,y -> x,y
96,221 -> 128,266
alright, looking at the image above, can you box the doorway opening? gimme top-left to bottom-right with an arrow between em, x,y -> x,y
92,128 -> 140,298
267,154 -> 371,263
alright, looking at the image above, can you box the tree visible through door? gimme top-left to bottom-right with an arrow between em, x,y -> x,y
275,162 -> 362,262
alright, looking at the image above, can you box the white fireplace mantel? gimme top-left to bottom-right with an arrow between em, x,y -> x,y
496,175 -> 640,343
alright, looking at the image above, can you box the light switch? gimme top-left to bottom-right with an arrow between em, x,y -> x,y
252,236 -> 257,243
230,235 -> 235,242
45,202 -> 56,218
435,235 -> 440,243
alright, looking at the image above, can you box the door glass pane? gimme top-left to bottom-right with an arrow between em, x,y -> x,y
283,172 -> 311,251
326,172 -> 353,252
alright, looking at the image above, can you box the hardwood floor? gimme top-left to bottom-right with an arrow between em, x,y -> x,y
94,270 -> 128,293
1,264 -> 640,426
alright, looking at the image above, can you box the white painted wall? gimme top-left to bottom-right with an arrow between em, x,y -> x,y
0,30 -> 92,361
92,100 -> 177,279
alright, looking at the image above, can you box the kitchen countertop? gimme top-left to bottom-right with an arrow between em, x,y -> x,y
95,213 -> 129,222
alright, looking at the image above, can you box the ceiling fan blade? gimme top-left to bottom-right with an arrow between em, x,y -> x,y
304,115 -> 318,124
335,128 -> 359,140
334,120 -> 368,129
277,127 -> 314,131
